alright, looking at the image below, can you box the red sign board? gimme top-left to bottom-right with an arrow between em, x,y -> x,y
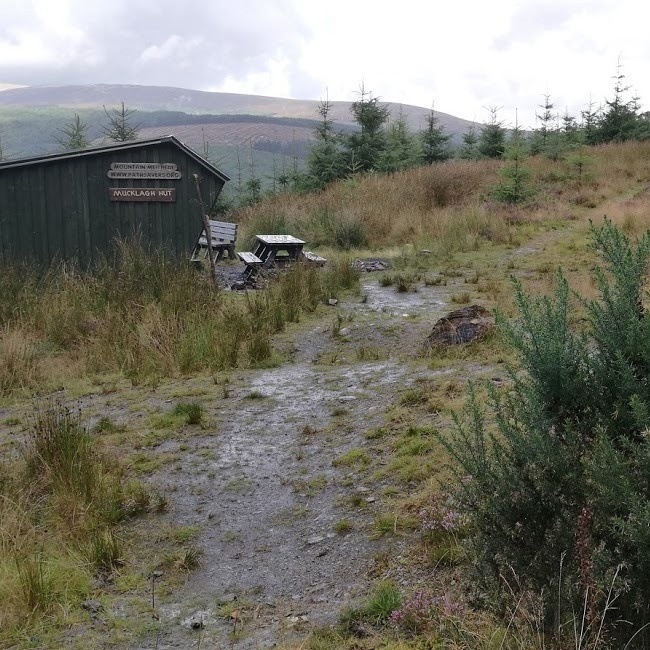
108,188 -> 176,202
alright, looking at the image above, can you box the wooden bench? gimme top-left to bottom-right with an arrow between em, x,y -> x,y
301,251 -> 327,266
191,219 -> 238,263
237,251 -> 264,279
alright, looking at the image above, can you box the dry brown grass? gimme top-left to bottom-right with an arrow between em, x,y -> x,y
233,142 -> 650,260
0,327 -> 41,395
236,159 -> 502,249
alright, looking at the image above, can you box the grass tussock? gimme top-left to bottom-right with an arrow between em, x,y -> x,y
0,401 -> 152,644
0,240 -> 359,392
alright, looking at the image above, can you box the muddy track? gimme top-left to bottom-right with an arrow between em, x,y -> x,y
0,222 -> 583,649
129,279 -> 459,650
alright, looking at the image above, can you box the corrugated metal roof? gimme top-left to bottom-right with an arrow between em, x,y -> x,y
0,134 -> 230,182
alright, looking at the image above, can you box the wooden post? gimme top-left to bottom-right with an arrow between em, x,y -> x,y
193,173 -> 219,287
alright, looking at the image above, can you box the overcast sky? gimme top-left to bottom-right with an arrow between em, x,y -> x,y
0,0 -> 649,128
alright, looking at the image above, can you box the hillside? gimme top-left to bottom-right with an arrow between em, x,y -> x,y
0,83 -> 475,133
2,142 -> 650,649
0,84 -> 476,189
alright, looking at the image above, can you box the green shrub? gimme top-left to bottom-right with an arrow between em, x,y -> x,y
439,219 -> 650,643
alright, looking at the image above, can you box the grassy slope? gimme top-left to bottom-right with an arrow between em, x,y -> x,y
0,106 -> 310,185
1,141 -> 650,648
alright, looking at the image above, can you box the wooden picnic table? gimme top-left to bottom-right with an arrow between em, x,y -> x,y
252,234 -> 306,268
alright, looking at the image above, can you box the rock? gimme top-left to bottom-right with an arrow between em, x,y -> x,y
307,535 -> 325,545
217,593 -> 237,605
82,599 -> 103,614
354,259 -> 388,272
424,305 -> 494,347
328,298 -> 338,306
181,611 -> 211,629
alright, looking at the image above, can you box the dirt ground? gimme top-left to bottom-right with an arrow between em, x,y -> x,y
132,278 -> 458,649
0,224 -> 578,649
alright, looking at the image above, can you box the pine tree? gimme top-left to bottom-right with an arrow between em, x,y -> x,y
492,113 -> 533,204
56,113 -> 90,150
377,108 -> 421,173
200,127 -> 224,166
102,102 -> 140,142
581,97 -> 601,145
478,106 -> 506,158
345,85 -> 389,173
420,105 -> 451,164
529,94 -> 563,160
459,124 -> 479,160
244,138 -> 262,204
597,59 -> 643,143
537,94 -> 556,150
306,94 -> 344,189
561,109 -> 582,148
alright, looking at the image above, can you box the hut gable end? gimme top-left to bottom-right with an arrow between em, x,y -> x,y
0,136 -> 229,265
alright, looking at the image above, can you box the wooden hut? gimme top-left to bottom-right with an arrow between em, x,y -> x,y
0,135 -> 229,265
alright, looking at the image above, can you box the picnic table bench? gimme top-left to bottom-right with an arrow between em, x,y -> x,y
238,234 -> 327,280
237,251 -> 264,279
191,219 -> 237,263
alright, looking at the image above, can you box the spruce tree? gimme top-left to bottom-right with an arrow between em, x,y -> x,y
581,98 -> 601,145
561,109 -> 582,148
597,60 -> 643,143
377,108 -> 421,173
345,85 -> 389,173
420,105 -> 451,164
306,95 -> 344,189
459,124 -> 479,160
492,114 -> 533,204
478,106 -> 506,158
535,94 -> 556,152
102,102 -> 140,142
56,113 -> 90,150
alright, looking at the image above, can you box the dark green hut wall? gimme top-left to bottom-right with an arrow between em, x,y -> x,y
0,142 -> 225,264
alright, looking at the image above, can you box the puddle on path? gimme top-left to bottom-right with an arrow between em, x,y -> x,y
148,357 -> 422,649
358,280 -> 453,317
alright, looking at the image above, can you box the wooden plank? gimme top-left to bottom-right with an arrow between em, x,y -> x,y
0,170 -> 17,260
176,146 -> 191,254
62,159 -> 79,261
44,163 -> 64,263
78,159 -> 92,264
89,153 -> 106,263
35,166 -> 48,263
198,233 -> 236,246
237,251 -> 263,265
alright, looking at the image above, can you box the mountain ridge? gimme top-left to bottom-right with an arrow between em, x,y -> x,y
0,83 -> 475,133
